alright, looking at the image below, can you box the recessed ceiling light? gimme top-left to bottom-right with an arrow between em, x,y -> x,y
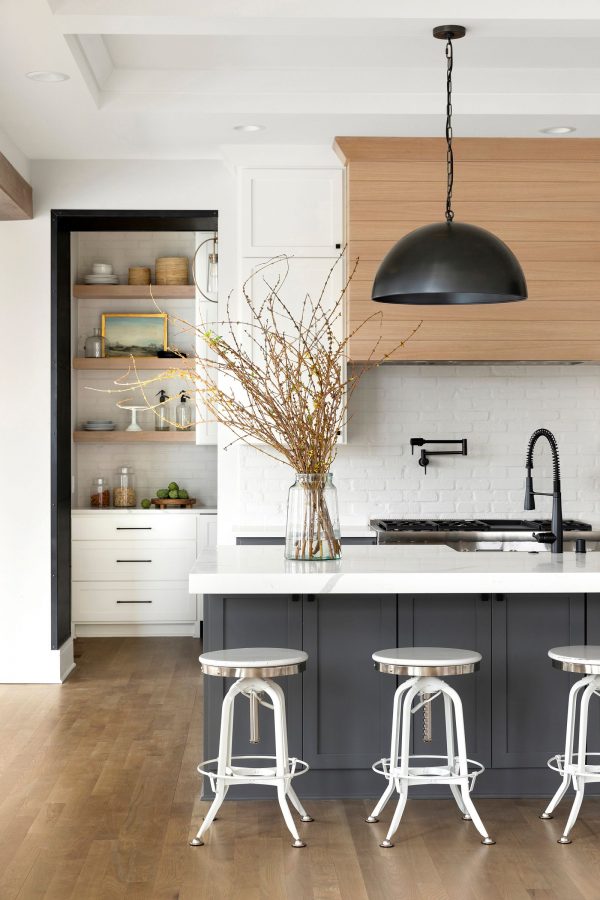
540,126 -> 575,135
233,124 -> 265,133
26,70 -> 70,83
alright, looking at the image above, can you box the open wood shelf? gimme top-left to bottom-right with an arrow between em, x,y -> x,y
73,357 -> 195,370
73,431 -> 196,443
73,284 -> 195,300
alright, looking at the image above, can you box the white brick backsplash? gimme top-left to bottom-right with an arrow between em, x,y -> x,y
232,364 -> 600,530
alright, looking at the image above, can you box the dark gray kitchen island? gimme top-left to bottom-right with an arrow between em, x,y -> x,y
190,545 -> 600,798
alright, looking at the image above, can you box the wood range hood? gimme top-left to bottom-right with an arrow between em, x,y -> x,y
334,137 -> 600,363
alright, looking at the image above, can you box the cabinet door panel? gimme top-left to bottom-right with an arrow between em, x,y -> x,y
242,168 -> 343,255
492,593 -> 585,768
401,594 -> 492,768
302,594 -> 396,769
203,595 -> 303,770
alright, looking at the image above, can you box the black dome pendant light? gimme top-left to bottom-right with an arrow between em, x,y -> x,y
372,25 -> 527,306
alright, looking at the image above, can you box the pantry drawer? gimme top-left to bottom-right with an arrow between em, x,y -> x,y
72,582 -> 196,623
72,540 -> 197,581
72,513 -> 197,542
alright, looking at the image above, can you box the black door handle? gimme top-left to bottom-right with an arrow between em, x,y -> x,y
116,600 -> 152,604
116,559 -> 152,563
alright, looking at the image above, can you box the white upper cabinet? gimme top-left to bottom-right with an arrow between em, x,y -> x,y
241,168 -> 343,257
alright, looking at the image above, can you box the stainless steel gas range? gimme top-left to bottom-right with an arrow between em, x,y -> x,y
369,518 -> 594,552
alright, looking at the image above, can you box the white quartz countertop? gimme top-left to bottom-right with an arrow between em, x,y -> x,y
189,544 -> 600,595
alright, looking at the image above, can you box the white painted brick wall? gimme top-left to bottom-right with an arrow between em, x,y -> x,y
233,364 -> 600,529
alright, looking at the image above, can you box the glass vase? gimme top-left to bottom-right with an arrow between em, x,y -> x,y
285,472 -> 341,561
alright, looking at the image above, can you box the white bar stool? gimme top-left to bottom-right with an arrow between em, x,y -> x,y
541,645 -> 600,843
367,647 -> 495,847
190,647 -> 313,849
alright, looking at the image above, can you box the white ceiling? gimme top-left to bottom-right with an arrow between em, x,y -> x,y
3,0 -> 600,161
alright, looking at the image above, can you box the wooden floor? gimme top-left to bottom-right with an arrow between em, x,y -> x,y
2,638 -> 600,899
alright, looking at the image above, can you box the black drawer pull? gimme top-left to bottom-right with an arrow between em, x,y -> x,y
116,527 -> 152,531
116,559 -> 152,563
116,600 -> 152,604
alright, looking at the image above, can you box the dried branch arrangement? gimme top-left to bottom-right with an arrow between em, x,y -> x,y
99,253 -> 420,558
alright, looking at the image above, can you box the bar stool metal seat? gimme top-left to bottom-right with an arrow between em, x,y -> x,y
190,647 -> 312,849
541,645 -> 600,843
367,647 -> 495,847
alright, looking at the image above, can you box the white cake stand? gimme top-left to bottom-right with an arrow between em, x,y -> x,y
119,404 -> 146,432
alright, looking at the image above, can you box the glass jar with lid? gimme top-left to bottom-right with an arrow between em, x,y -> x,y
90,475 -> 110,509
113,465 -> 136,508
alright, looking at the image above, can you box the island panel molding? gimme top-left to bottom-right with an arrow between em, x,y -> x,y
334,137 -> 600,362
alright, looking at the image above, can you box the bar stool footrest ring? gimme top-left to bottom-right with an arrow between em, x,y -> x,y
197,755 -> 309,790
548,752 -> 600,780
373,755 -> 484,792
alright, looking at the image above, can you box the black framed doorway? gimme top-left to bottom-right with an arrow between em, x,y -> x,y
51,209 -> 218,650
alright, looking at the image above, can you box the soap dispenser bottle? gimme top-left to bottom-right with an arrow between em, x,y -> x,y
176,391 -> 193,431
155,389 -> 170,431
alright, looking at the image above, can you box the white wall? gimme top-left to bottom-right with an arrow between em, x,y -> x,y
0,158 -> 235,682
223,364 -> 600,534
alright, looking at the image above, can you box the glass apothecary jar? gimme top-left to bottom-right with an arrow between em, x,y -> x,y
113,465 -> 136,508
285,472 -> 341,561
90,476 -> 110,509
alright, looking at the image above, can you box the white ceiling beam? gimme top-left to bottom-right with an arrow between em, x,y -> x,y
47,0 -> 600,22
100,68 -> 600,96
96,89 -> 600,117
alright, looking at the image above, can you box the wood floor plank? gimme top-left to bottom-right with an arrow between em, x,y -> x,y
1,638 -> 600,899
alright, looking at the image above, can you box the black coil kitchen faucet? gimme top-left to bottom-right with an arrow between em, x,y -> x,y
524,428 -> 563,553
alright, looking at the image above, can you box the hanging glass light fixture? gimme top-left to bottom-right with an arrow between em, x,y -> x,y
372,26 -> 527,306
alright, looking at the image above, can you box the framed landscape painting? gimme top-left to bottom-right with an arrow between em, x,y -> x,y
101,313 -> 168,357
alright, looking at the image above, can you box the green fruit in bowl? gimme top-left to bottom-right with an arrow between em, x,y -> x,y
141,498 -> 151,509
168,481 -> 179,492
168,489 -> 179,499
177,489 -> 189,500
156,489 -> 169,499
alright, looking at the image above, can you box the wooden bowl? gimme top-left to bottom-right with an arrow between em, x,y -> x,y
150,497 -> 196,509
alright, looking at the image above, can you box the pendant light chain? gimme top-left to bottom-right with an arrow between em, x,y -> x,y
445,35 -> 454,223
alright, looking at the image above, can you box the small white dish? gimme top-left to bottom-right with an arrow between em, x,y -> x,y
83,275 -> 120,284
92,262 -> 113,275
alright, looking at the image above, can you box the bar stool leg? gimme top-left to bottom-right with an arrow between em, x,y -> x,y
541,675 -> 593,821
269,679 -> 313,822
443,692 -> 469,819
559,679 -> 596,844
190,679 -> 240,846
286,785 -> 313,822
265,679 -> 308,848
366,677 -> 417,824
380,680 -> 421,848
444,683 -> 495,846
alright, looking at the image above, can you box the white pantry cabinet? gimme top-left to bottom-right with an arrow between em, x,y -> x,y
71,510 -> 217,637
239,166 -> 348,444
240,168 -> 343,257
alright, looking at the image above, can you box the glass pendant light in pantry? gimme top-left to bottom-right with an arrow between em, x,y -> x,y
372,26 -> 527,306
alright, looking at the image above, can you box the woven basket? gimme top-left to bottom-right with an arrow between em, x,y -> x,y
128,266 -> 151,285
155,256 -> 189,285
